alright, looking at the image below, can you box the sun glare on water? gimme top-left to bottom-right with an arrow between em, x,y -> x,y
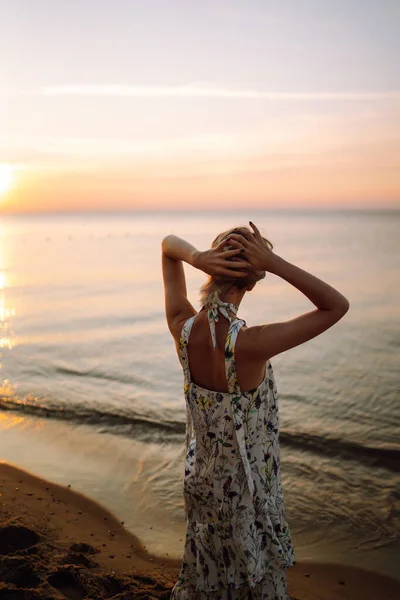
0,165 -> 14,196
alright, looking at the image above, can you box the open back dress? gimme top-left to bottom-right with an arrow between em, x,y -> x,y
170,301 -> 295,600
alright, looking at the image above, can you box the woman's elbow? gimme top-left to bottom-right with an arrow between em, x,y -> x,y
161,235 -> 173,253
335,297 -> 350,317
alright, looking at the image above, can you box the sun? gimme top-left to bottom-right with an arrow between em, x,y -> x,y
0,164 -> 14,196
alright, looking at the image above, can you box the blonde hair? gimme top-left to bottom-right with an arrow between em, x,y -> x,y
199,225 -> 273,307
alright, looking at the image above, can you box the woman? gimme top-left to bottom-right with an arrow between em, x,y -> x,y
162,221 -> 349,600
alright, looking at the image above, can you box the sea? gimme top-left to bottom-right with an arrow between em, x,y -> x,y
0,210 -> 398,579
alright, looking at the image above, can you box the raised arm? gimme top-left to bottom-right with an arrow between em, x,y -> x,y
161,236 -> 198,338
161,235 -> 249,339
227,222 -> 350,361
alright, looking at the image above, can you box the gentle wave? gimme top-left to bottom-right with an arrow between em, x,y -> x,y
280,431 -> 400,473
0,397 -> 184,438
53,366 -> 151,387
1,397 -> 398,472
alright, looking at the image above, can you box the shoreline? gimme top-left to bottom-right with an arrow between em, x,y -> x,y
1,461 -> 399,599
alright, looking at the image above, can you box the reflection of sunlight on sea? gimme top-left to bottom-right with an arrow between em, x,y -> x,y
0,236 -> 16,413
0,275 -> 15,350
0,412 -> 25,430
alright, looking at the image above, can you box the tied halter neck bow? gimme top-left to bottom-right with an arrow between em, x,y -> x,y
206,301 -> 239,349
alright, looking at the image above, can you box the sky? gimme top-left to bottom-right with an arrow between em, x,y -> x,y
1,0 -> 399,212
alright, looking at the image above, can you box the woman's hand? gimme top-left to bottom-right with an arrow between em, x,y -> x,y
193,238 -> 251,278
227,221 -> 277,273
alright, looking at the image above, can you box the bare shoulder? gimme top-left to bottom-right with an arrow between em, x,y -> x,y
237,323 -> 270,358
237,321 -> 294,363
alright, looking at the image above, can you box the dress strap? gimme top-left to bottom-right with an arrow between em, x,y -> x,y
179,315 -> 197,497
206,301 -> 238,349
224,318 -> 246,395
224,317 -> 255,499
179,315 -> 197,387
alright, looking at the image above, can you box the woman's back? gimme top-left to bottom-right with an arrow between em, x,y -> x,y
186,308 -> 267,394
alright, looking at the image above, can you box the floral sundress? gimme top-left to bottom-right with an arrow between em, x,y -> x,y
171,302 -> 295,600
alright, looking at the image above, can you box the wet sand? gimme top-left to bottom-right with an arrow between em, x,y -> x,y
0,461 -> 399,599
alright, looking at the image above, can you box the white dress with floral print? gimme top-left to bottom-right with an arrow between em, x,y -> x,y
171,303 -> 295,600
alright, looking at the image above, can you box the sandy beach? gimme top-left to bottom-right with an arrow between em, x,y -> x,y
0,462 -> 399,599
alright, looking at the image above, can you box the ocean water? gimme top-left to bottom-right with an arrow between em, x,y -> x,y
0,210 -> 399,578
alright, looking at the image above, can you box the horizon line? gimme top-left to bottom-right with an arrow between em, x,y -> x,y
1,206 -> 399,217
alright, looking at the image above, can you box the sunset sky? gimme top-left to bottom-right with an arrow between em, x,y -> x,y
1,0 -> 399,212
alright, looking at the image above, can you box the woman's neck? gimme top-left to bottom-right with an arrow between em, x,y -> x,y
218,286 -> 246,308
